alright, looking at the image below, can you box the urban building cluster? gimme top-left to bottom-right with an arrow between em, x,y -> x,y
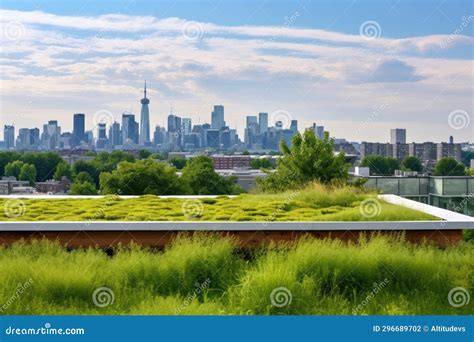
1,83 -> 311,153
360,128 -> 463,170
1,84 -> 470,174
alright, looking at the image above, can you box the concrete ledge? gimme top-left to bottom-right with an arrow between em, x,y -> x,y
0,220 -> 473,231
379,194 -> 474,222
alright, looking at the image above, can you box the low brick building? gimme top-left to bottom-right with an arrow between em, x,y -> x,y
212,155 -> 251,169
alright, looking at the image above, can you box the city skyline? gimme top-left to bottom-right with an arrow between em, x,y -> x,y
0,1 -> 473,142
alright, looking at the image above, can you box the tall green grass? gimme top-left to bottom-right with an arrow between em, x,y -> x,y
0,235 -> 472,315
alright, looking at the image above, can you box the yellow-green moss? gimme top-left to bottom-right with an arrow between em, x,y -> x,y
0,186 -> 438,222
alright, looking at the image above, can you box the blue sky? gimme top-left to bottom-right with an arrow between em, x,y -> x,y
1,0 -> 473,142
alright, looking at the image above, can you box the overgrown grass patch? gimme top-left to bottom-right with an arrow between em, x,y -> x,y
0,235 -> 472,315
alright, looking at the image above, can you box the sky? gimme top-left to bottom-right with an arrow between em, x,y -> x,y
0,0 -> 473,143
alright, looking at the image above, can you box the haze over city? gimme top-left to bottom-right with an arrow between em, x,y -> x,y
1,0 -> 473,142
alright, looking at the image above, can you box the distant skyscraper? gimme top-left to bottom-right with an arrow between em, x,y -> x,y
206,129 -> 220,148
390,128 -> 406,144
139,81 -> 150,145
211,105 -> 225,129
96,123 -> 108,149
182,118 -> 192,136
311,123 -> 324,139
122,112 -> 139,144
290,120 -> 298,134
167,114 -> 181,133
4,125 -> 15,149
85,130 -> 94,145
17,128 -> 30,148
29,128 -> 40,147
72,113 -> 85,147
44,120 -> 60,150
258,112 -> 268,134
153,126 -> 165,146
246,116 -> 258,128
109,121 -> 122,148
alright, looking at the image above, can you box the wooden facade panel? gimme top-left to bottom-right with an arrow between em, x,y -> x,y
0,229 -> 463,248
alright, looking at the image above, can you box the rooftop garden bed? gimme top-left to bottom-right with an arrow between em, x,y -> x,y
0,185 -> 438,222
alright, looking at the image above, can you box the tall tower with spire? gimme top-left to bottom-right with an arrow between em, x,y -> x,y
139,80 -> 150,145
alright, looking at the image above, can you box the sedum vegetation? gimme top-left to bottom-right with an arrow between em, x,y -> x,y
0,184 -> 437,222
0,234 -> 472,315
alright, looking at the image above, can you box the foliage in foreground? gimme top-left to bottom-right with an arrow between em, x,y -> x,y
0,235 -> 472,315
0,183 -> 436,222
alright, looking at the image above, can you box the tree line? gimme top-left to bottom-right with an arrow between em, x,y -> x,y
0,135 -> 471,195
0,151 -> 244,195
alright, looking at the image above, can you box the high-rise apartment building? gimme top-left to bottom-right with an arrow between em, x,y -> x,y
390,128 -> 406,144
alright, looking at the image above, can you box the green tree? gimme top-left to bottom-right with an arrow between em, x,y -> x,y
70,181 -> 98,195
20,152 -> 63,181
75,171 -> 94,184
99,159 -> 187,195
72,161 -> 100,187
53,162 -> 72,181
0,152 -> 20,177
433,157 -> 466,176
4,160 -> 25,179
181,155 -> 239,195
18,164 -> 37,185
251,158 -> 274,169
360,156 -> 400,176
92,151 -> 135,173
258,130 -> 349,192
138,149 -> 152,159
169,157 -> 187,170
150,152 -> 165,160
401,156 -> 422,172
